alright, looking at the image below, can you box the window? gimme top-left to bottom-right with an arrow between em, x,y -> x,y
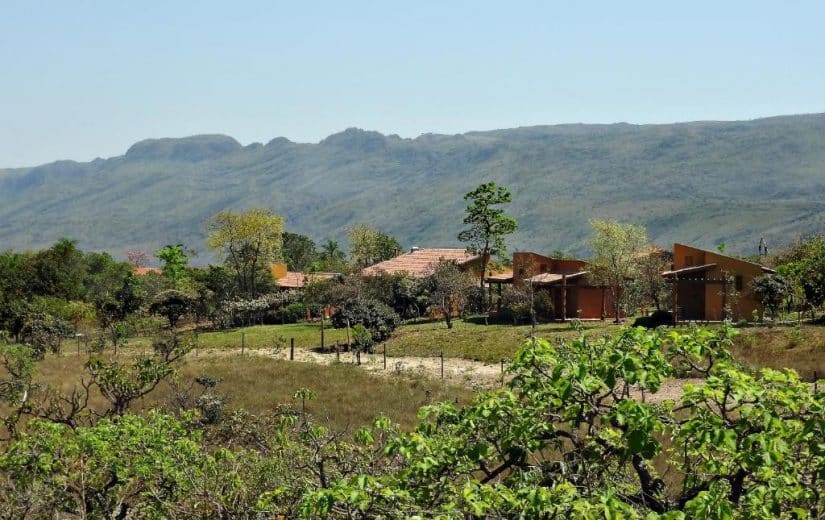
540,264 -> 548,273
685,255 -> 694,267
735,275 -> 743,291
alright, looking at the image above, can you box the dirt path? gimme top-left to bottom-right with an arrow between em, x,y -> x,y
195,346 -> 700,400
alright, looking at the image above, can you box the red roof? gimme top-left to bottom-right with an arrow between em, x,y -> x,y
276,271 -> 338,289
133,267 -> 163,276
361,248 -> 479,278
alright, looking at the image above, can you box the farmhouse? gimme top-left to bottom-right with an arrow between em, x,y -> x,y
489,252 -> 617,320
361,247 -> 484,279
662,243 -> 775,322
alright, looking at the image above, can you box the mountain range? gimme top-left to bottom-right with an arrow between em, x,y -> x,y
2,113 -> 824,262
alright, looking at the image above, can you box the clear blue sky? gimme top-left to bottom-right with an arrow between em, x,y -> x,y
1,1 -> 823,167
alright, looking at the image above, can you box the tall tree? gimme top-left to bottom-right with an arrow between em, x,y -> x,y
588,219 -> 649,322
317,239 -> 347,272
206,208 -> 283,297
154,245 -> 189,284
348,224 -> 402,268
282,232 -> 318,272
775,234 -> 825,318
28,238 -> 87,300
457,182 -> 518,290
427,261 -> 475,329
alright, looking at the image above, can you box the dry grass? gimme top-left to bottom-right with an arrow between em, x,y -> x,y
20,351 -> 472,431
127,322 -> 350,353
732,323 -> 825,381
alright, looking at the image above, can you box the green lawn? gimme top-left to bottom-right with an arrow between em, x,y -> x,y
128,322 -> 350,352
113,318 -> 825,375
384,319 -> 618,364
120,319 -> 618,363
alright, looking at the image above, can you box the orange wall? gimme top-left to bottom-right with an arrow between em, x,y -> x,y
512,252 -> 587,286
270,263 -> 288,279
672,244 -> 765,321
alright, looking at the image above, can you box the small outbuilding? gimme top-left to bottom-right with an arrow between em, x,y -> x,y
662,243 -> 774,322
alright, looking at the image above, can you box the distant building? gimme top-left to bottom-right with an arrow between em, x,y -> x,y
361,247 -> 484,279
662,243 -> 775,322
488,252 -> 617,320
270,263 -> 339,289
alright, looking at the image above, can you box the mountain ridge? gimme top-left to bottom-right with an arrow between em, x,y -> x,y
2,112 -> 824,261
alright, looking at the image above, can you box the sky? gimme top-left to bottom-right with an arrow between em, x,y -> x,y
1,1 -> 823,167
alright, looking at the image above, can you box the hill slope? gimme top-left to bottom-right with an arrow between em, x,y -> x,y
1,114 -> 824,260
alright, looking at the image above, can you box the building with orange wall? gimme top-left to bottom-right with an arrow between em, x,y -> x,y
488,252 -> 616,320
662,243 -> 775,322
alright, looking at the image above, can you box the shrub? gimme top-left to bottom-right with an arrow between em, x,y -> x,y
283,302 -> 307,323
750,273 -> 793,319
331,297 -> 400,343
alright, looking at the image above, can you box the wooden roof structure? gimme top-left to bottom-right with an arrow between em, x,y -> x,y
526,271 -> 589,285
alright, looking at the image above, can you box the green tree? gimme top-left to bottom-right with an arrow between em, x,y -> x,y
588,219 -> 649,322
775,234 -> 825,318
149,290 -> 193,329
282,231 -> 318,272
347,224 -> 402,268
427,261 -> 475,329
206,208 -> 284,297
457,182 -> 518,290
750,273 -> 793,319
154,244 -> 190,283
304,325 -> 825,518
27,238 -> 87,300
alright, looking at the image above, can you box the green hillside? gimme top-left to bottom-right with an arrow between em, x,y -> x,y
1,114 -> 824,260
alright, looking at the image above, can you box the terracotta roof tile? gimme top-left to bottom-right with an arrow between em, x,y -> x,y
275,271 -> 338,289
361,248 -> 479,278
133,267 -> 163,276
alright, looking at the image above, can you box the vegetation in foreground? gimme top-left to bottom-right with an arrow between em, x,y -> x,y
23,353 -> 471,431
1,325 -> 824,518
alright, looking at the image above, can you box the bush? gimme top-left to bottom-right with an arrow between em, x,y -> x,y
633,309 -> 673,329
331,297 -> 400,343
534,290 -> 554,320
283,302 -> 307,323
498,286 -> 532,325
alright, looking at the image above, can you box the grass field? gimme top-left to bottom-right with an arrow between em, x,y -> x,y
733,324 -> 825,381
128,322 -> 351,353
7,319 -> 824,434
23,352 -> 471,431
119,319 -> 825,374
384,319 -> 617,363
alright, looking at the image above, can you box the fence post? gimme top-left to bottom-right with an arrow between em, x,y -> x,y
76,334 -> 81,356
501,358 -> 505,374
320,317 -> 325,351
241,332 -> 245,357
815,371 -> 819,393
356,350 -> 361,366
290,338 -> 295,361
335,341 -> 340,362
383,344 -> 387,370
440,351 -> 444,380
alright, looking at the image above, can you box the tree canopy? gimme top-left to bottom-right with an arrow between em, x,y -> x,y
206,208 -> 283,297
457,182 -> 517,290
588,219 -> 650,322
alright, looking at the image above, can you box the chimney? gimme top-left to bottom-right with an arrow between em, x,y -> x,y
410,246 -> 420,253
